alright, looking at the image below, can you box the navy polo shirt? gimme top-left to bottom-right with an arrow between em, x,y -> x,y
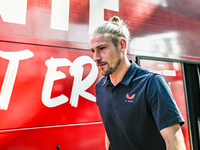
95,61 -> 185,150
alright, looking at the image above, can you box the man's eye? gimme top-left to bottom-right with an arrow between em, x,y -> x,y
99,47 -> 105,50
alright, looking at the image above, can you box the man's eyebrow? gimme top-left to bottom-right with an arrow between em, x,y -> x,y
92,44 -> 106,50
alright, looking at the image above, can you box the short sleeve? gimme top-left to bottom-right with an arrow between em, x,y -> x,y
146,74 -> 185,131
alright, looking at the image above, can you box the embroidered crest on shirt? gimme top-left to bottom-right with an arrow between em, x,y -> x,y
125,93 -> 135,102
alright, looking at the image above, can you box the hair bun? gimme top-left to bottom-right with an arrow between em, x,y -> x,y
110,16 -> 123,27
92,15 -> 130,45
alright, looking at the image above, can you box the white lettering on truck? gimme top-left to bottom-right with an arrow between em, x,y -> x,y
0,50 -> 34,110
89,0 -> 119,34
0,0 -> 27,24
69,56 -> 98,107
42,56 -> 98,108
0,50 -> 98,110
50,0 -> 70,31
0,0 -> 119,33
42,57 -> 72,108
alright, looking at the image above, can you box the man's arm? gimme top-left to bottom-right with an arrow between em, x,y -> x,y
160,123 -> 186,150
105,132 -> 110,150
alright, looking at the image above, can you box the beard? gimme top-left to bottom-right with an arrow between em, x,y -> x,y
98,56 -> 121,76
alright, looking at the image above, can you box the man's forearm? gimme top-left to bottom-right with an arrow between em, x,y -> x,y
160,124 -> 186,150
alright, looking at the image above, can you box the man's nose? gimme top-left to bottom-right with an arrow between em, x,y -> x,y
93,51 -> 101,62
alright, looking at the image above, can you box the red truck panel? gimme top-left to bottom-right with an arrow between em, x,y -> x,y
0,41 -> 102,130
0,122 -> 105,150
0,0 -> 198,148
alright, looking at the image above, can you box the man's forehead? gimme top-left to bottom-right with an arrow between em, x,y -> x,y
91,34 -> 107,41
91,34 -> 111,47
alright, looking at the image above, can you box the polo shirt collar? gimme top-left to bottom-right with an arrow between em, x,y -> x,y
120,60 -> 138,86
102,76 -> 110,87
102,60 -> 138,87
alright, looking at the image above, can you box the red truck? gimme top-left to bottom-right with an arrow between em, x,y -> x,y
0,0 -> 199,149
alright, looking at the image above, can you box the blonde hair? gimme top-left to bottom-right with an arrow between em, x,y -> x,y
92,16 -> 130,48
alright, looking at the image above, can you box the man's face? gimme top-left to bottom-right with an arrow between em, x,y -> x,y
90,34 -> 121,76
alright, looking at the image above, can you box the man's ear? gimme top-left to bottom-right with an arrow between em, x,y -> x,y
119,38 -> 127,52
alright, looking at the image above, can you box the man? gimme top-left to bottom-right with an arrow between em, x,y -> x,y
90,16 -> 186,150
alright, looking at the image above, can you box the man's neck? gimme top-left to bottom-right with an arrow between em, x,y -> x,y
109,58 -> 131,86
